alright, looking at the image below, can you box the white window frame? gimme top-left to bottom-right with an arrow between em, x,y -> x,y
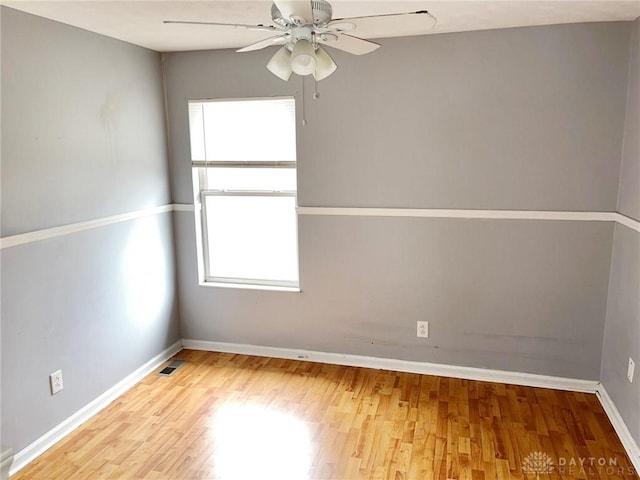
189,97 -> 300,292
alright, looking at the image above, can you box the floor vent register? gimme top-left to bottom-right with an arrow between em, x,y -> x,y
158,359 -> 186,376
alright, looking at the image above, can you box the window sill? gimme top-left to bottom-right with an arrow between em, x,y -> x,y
199,281 -> 300,293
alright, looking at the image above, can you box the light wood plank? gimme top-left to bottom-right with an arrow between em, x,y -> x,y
13,350 -> 639,479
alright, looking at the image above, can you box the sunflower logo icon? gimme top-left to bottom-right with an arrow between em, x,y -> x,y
522,451 -> 555,479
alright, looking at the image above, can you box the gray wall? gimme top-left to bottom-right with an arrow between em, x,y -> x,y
1,8 -> 170,236
617,18 -> 640,222
602,17 -> 640,448
166,22 -> 631,380
1,7 -> 180,452
602,225 -> 640,445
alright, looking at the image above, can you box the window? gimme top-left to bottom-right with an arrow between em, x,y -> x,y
188,97 -> 299,290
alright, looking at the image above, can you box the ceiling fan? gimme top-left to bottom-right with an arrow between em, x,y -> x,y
165,0 -> 435,81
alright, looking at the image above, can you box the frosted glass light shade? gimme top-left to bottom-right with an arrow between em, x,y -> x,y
314,46 -> 337,80
267,47 -> 293,81
290,39 -> 316,76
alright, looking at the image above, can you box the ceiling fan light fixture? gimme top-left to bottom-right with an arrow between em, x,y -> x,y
313,46 -> 337,80
267,46 -> 293,80
168,0 -> 420,82
290,39 -> 316,76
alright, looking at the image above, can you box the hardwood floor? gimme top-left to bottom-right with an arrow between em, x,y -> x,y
13,350 -> 638,479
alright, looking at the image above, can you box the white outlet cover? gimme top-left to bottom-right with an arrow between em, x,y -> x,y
50,370 -> 63,395
628,358 -> 635,383
417,321 -> 429,338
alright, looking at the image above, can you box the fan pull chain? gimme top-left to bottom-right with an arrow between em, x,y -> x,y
301,75 -> 321,127
301,76 -> 307,126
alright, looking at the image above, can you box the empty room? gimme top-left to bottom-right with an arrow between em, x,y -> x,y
1,1 -> 639,478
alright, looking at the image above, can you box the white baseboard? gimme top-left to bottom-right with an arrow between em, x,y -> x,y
596,385 -> 640,474
181,339 -> 599,393
10,340 -> 183,477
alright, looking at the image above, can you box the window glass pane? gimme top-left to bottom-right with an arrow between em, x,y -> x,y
205,168 -> 296,191
190,98 -> 296,162
205,195 -> 298,283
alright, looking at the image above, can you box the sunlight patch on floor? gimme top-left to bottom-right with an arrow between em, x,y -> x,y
212,403 -> 311,480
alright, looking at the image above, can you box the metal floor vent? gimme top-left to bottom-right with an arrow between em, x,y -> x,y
158,359 -> 186,376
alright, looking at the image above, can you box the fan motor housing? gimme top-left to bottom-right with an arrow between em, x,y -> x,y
271,0 -> 333,27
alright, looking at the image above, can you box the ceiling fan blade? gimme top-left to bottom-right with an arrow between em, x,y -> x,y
327,10 -> 436,38
318,33 -> 380,55
272,0 -> 313,24
163,20 -> 279,33
236,35 -> 290,53
330,10 -> 433,25
319,22 -> 355,33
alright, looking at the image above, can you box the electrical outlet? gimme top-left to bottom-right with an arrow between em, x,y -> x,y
50,370 -> 63,395
417,321 -> 429,338
628,358 -> 635,383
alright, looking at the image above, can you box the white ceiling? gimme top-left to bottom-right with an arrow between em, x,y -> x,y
3,1 -> 640,52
